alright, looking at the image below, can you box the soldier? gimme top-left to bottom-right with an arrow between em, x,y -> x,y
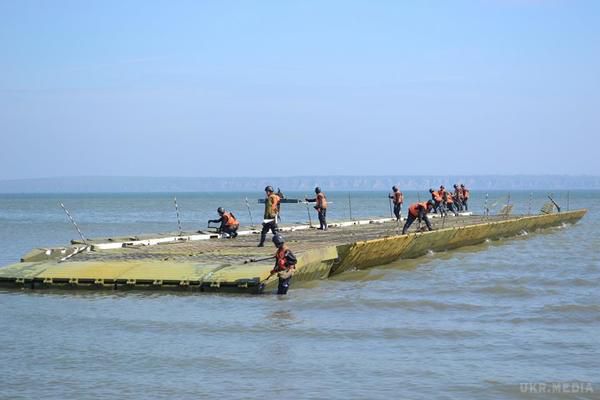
402,200 -> 435,234
389,186 -> 404,220
429,188 -> 444,215
461,184 -> 470,211
305,186 -> 328,230
258,186 -> 280,247
207,207 -> 239,238
270,234 -> 297,295
453,184 -> 464,212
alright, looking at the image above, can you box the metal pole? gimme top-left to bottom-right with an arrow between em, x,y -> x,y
567,191 -> 570,211
548,194 -> 561,212
388,195 -> 393,219
416,192 -> 422,230
528,192 -> 532,215
305,195 -> 313,227
245,197 -> 254,226
60,202 -> 87,244
484,193 -> 489,217
174,197 -> 183,235
348,193 -> 353,221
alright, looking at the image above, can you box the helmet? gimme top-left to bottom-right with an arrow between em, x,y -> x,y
272,233 -> 285,247
314,186 -> 321,194
429,188 -> 434,193
427,199 -> 435,207
265,186 -> 273,193
460,184 -> 465,187
392,186 -> 398,191
217,207 -> 224,214
440,185 -> 445,190
453,184 -> 458,188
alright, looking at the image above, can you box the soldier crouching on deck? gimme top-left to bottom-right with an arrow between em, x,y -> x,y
270,234 -> 297,295
208,207 -> 239,238
402,200 -> 435,234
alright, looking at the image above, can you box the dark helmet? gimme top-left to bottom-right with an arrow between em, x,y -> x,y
440,185 -> 445,190
392,186 -> 398,191
460,184 -> 465,187
265,185 -> 273,193
217,207 -> 224,214
429,188 -> 435,193
453,184 -> 458,188
272,233 -> 285,247
315,186 -> 321,194
427,199 -> 435,207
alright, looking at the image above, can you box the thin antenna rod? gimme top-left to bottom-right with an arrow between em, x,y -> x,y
60,202 -> 87,244
174,197 -> 183,235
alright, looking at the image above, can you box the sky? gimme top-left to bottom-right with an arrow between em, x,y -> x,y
0,0 -> 599,180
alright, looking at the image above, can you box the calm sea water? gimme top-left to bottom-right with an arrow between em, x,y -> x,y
0,191 -> 598,400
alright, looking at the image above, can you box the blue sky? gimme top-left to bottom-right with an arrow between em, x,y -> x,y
0,0 -> 598,179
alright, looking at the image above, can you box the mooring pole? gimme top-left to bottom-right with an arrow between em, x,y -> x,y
245,197 -> 254,226
60,202 -> 87,244
528,192 -> 532,215
305,195 -> 313,227
348,193 -> 353,221
174,197 -> 183,235
484,193 -> 489,217
567,191 -> 570,211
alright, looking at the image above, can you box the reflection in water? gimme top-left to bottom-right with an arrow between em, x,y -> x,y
267,309 -> 296,324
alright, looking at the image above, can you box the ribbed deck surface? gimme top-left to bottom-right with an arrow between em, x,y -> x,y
0,211 -> 585,293
71,215 -> 499,264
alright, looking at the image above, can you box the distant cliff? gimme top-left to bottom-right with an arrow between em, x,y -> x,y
1,175 -> 599,193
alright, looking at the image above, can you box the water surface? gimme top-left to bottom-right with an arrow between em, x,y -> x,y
0,191 -> 597,399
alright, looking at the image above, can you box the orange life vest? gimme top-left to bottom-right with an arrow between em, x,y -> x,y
222,212 -> 239,228
270,193 -> 280,214
463,189 -> 470,199
393,191 -> 403,204
446,195 -> 454,204
432,192 -> 442,202
275,246 -> 291,271
316,193 -> 327,209
409,202 -> 429,217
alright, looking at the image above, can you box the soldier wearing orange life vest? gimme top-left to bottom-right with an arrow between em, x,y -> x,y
275,188 -> 284,218
270,234 -> 297,295
208,207 -> 239,238
388,186 -> 404,220
258,186 -> 280,247
305,187 -> 328,230
460,184 -> 470,211
402,200 -> 434,234
429,188 -> 444,214
444,191 -> 458,216
453,184 -> 464,212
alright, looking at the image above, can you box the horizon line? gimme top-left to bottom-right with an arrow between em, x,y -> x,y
2,173 -> 600,181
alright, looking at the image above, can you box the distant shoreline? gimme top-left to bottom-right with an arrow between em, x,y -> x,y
1,175 -> 599,193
